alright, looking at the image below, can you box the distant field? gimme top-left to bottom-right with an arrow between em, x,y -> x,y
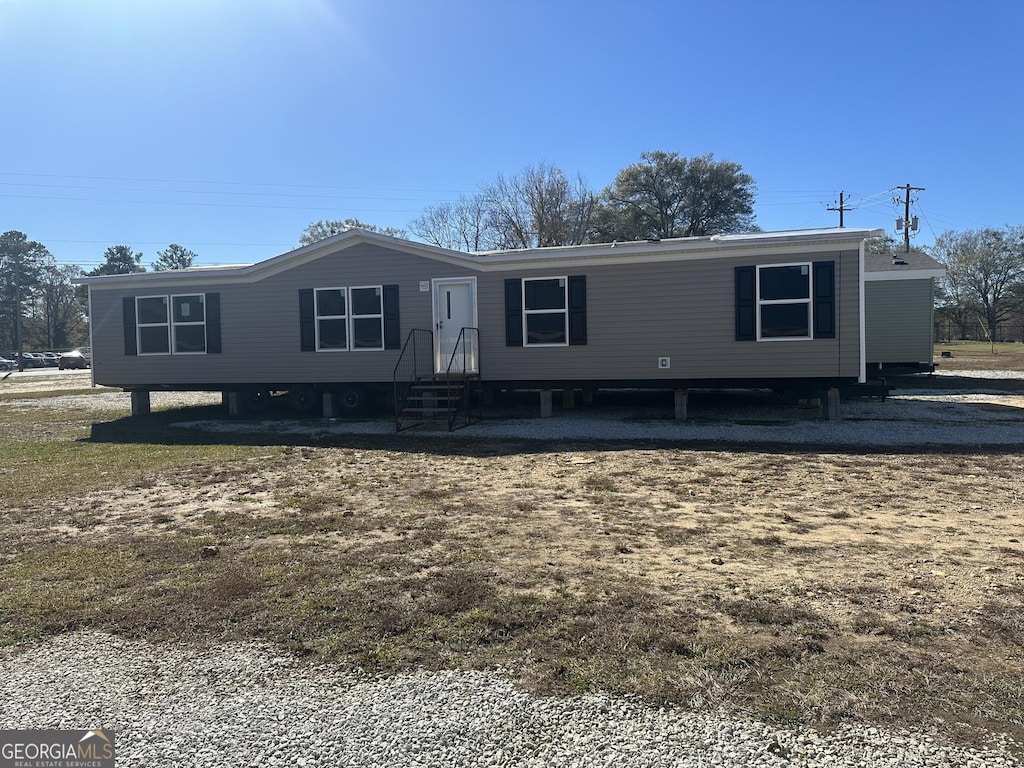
934,341 -> 1024,372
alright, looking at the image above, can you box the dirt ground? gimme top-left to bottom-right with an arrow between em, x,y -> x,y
66,439 -> 1024,628
3,369 -> 1024,734
5,371 -> 1024,640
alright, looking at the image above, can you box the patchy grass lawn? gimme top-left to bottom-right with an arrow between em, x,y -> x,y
935,341 -> 1024,372
1,380 -> 1023,749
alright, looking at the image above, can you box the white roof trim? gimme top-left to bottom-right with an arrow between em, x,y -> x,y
77,227 -> 886,287
76,229 -> 476,286
864,269 -> 945,281
474,227 -> 882,259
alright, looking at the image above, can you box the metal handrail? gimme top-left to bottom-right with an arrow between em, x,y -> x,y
445,327 -> 480,430
393,328 -> 433,430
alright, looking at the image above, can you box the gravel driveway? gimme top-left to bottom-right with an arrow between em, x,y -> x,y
0,633 -> 1018,768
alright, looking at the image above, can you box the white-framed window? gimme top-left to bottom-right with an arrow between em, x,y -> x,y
349,285 -> 384,350
171,294 -> 206,354
757,263 -> 812,340
313,285 -> 384,351
314,287 -> 348,351
136,295 -> 210,354
136,295 -> 170,355
522,276 -> 568,346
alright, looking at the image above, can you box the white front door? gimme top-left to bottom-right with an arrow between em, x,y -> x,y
433,278 -> 478,373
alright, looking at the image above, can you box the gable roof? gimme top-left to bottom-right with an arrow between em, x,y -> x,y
76,229 -> 474,287
77,226 -> 885,287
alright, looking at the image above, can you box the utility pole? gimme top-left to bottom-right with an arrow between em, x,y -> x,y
893,183 -> 924,253
827,191 -> 849,228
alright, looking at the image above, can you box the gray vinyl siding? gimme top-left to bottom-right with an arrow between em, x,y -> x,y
88,242 -> 863,389
865,279 -> 935,364
90,245 -> 468,388
481,249 -> 860,381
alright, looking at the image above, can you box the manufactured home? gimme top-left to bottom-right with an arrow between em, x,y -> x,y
79,227 -> 885,425
864,251 -> 944,375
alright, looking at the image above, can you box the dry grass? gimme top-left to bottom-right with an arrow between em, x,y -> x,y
935,341 -> 1024,371
2,377 -> 1024,749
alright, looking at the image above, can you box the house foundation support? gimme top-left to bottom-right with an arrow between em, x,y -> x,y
540,390 -> 552,418
130,391 -> 151,416
562,389 -> 575,410
582,389 -> 594,406
322,392 -> 338,418
822,387 -> 840,420
226,391 -> 243,416
674,389 -> 688,420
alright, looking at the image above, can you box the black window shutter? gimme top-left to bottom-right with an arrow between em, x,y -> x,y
299,289 -> 316,351
568,275 -> 587,345
383,284 -> 400,349
735,266 -> 756,341
205,293 -> 221,353
122,296 -> 137,355
504,278 -> 523,347
812,261 -> 836,339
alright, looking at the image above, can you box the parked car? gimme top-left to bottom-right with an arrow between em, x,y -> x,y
0,355 -> 14,372
17,352 -> 45,368
42,352 -> 60,367
58,349 -> 91,369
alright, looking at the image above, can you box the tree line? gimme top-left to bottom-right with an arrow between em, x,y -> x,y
868,228 -> 1024,343
0,237 -> 198,354
300,151 -> 758,250
929,227 -> 1024,343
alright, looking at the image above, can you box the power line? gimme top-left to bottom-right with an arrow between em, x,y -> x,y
0,181 -> 455,203
843,189 -> 896,209
41,238 -> 294,247
0,170 -> 473,196
0,192 -> 428,214
3,171 -> 848,205
912,207 -> 989,229
914,205 -> 940,243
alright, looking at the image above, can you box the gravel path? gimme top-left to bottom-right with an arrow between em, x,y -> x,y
0,632 -> 1018,768
175,389 -> 1024,447
6,370 -> 1024,447
6,386 -> 1024,445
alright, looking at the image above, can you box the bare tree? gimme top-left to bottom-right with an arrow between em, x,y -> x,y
932,227 -> 1024,344
482,171 -> 534,249
410,194 -> 493,251
481,163 -> 596,249
411,164 -> 596,252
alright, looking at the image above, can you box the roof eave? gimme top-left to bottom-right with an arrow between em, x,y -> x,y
864,269 -> 946,281
76,229 -> 477,286
472,227 -> 884,265
76,227 -> 888,286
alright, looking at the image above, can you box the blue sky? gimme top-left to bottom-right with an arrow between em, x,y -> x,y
1,0 -> 1021,268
